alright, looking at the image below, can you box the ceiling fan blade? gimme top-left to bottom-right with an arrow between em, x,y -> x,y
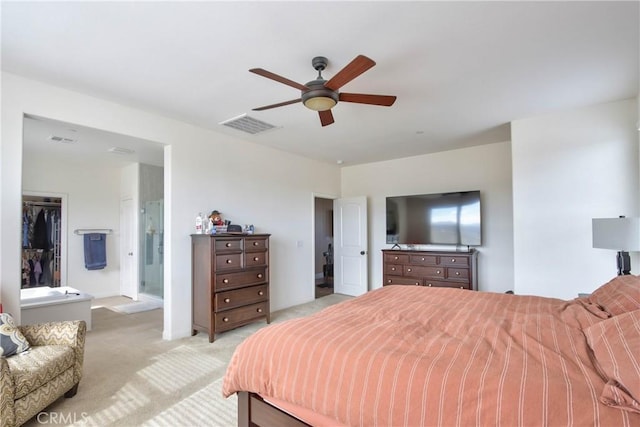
252,98 -> 301,111
339,93 -> 397,106
324,55 -> 376,91
318,110 -> 334,127
249,68 -> 309,91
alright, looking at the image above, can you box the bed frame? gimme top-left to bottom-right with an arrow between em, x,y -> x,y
237,391 -> 310,427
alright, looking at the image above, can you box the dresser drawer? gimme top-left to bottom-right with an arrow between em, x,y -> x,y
246,237 -> 268,251
441,256 -> 470,267
385,264 -> 403,276
215,238 -> 243,252
215,285 -> 268,311
216,268 -> 267,290
215,302 -> 268,332
404,265 -> 445,279
447,268 -> 469,281
408,254 -> 438,265
245,251 -> 267,267
424,280 -> 471,290
384,276 -> 423,286
384,253 -> 409,264
216,253 -> 243,271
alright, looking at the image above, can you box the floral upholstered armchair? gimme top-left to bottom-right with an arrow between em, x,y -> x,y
0,319 -> 86,427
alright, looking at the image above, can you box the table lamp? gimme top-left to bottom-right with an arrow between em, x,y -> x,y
592,216 -> 640,275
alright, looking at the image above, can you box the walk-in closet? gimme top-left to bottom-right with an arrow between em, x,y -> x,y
22,195 -> 64,288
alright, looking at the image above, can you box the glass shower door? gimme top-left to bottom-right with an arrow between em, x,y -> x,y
140,200 -> 163,299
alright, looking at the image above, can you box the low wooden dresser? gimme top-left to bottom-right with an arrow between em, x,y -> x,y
191,233 -> 270,342
382,249 -> 478,290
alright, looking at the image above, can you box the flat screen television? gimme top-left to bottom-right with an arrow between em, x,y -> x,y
386,191 -> 481,246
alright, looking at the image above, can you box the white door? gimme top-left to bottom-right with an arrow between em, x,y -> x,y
333,196 -> 368,296
120,198 -> 136,298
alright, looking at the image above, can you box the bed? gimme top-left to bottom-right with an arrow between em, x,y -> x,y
223,275 -> 640,426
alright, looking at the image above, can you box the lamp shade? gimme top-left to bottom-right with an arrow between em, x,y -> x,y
303,96 -> 336,111
592,217 -> 640,251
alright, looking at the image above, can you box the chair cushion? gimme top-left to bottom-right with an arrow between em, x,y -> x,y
0,313 -> 30,357
7,345 -> 75,399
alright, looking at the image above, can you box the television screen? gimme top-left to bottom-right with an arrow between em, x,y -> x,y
386,191 -> 481,246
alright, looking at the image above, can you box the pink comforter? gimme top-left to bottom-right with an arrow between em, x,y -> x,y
223,285 -> 638,426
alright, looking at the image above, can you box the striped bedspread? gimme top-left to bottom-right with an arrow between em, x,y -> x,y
223,285 -> 639,426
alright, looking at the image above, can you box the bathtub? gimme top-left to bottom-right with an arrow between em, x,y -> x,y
21,286 -> 94,330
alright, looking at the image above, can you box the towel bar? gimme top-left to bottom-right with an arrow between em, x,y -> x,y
74,228 -> 113,235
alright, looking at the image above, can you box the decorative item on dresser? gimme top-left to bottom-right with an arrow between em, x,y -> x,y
191,233 -> 270,342
382,248 -> 478,290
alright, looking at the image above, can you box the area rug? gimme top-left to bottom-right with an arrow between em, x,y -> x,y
109,301 -> 163,314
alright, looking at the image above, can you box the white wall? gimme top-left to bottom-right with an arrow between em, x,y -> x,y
341,141 -> 514,293
22,151 -> 122,298
1,73 -> 341,339
512,99 -> 639,299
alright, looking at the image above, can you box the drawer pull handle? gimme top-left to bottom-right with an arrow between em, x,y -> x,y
257,308 -> 263,313
421,257 -> 425,261
391,267 -> 395,271
223,317 -> 229,322
257,273 -> 263,279
258,291 -> 264,296
415,282 -> 420,286
407,268 -> 412,272
226,243 -> 231,247
254,257 -> 259,261
224,298 -> 231,303
387,279 -> 392,284
226,259 -> 233,264
455,272 -> 460,276
436,270 -> 441,274
254,242 -> 259,246
427,283 -> 432,287
460,286 -> 464,289
451,259 -> 456,263
394,256 -> 398,260
223,279 -> 229,284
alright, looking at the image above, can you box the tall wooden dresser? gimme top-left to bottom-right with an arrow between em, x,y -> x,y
382,249 -> 478,290
191,233 -> 270,342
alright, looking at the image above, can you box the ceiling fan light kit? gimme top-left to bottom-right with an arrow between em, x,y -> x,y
302,89 -> 338,111
250,55 -> 396,126
303,95 -> 337,111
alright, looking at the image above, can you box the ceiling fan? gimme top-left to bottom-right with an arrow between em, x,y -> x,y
250,55 -> 397,127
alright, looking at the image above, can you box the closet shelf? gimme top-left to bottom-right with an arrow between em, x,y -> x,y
23,200 -> 61,207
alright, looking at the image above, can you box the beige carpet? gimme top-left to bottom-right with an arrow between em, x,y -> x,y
22,294 -> 350,427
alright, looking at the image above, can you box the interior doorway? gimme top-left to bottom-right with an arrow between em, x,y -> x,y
314,197 -> 334,298
22,114 -> 165,305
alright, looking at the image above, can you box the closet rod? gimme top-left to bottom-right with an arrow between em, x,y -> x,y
74,228 -> 113,235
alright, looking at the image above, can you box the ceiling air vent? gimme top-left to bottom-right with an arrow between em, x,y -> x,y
48,135 -> 77,144
219,114 -> 277,135
108,147 -> 135,155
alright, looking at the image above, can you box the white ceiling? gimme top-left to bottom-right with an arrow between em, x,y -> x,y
3,1 -> 638,167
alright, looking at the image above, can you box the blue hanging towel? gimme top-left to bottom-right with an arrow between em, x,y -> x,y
84,233 -> 107,270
